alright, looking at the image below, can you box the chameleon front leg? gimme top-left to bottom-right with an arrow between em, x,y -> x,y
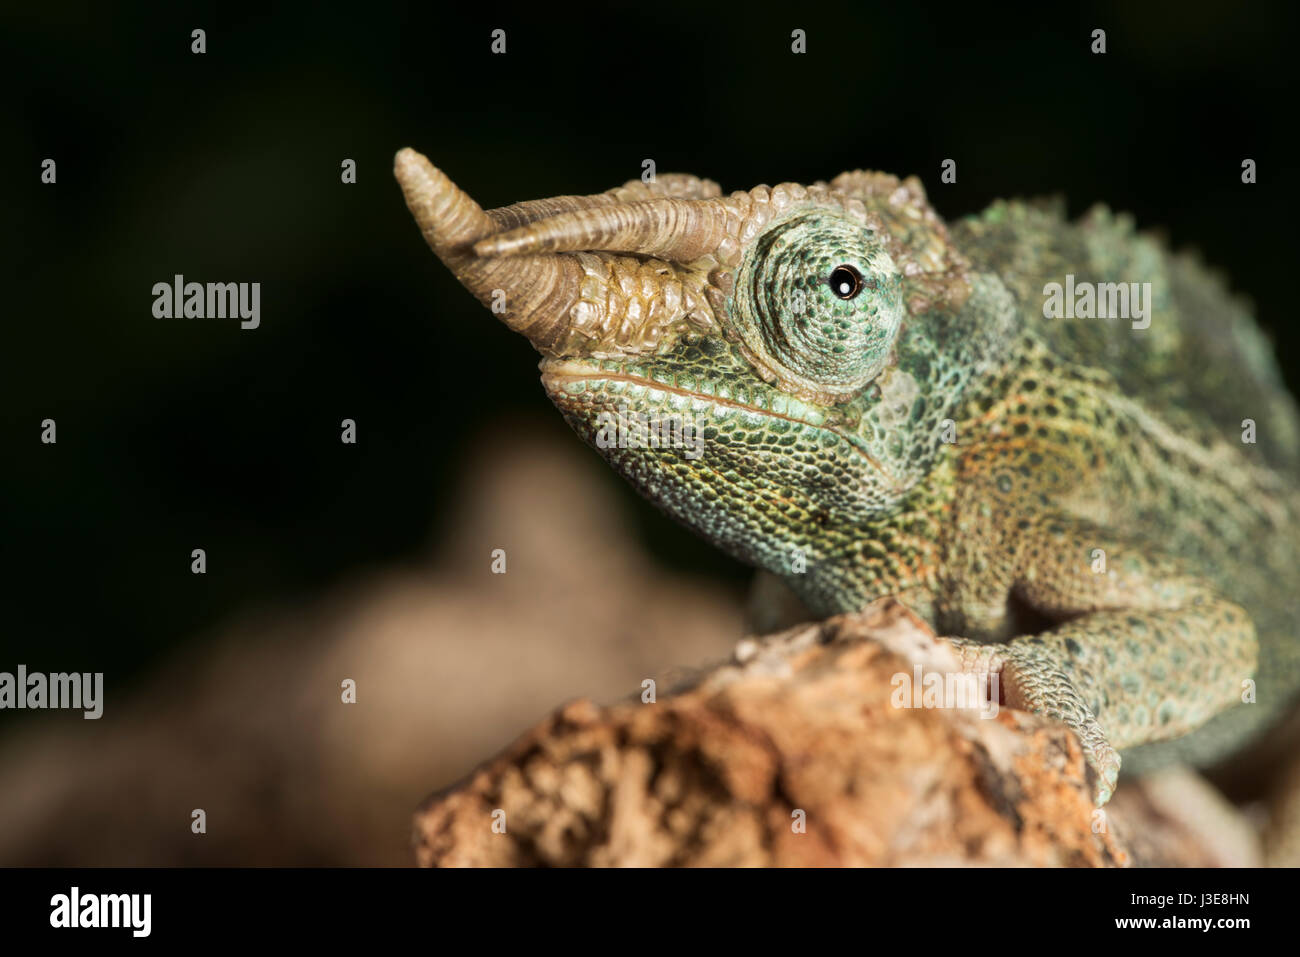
945,515 -> 1258,804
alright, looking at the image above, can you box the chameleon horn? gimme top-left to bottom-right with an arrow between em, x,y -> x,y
393,147 -> 497,259
472,197 -> 733,263
486,174 -> 724,232
394,148 -> 584,350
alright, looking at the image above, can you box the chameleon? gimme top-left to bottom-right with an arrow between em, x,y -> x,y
394,147 -> 1300,810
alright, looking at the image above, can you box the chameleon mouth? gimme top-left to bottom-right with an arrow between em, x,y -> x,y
538,358 -> 830,428
538,358 -> 896,485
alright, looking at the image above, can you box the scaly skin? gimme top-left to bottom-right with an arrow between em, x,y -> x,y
395,150 -> 1300,805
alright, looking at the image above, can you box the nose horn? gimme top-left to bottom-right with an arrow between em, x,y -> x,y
394,148 -> 583,350
393,148 -> 496,259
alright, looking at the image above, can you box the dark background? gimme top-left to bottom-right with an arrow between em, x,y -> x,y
5,1 -> 1295,706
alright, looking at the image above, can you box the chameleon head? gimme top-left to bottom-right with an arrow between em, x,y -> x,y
395,148 -> 978,591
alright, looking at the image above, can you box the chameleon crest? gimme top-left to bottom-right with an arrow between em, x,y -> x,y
396,148 -> 1300,806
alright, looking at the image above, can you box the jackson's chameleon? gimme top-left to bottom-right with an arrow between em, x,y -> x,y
395,148 -> 1299,805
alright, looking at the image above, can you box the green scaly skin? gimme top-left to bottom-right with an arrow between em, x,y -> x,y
399,157 -> 1300,805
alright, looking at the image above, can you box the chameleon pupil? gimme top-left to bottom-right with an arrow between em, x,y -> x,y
829,265 -> 862,300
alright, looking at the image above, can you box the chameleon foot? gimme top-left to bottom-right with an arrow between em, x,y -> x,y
946,636 -> 1121,805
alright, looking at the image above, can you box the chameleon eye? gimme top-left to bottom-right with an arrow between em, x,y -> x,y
730,211 -> 905,401
829,265 -> 862,300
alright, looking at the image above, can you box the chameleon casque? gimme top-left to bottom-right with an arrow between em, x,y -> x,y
394,147 -> 1300,810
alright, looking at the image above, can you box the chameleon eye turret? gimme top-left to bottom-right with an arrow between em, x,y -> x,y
729,211 -> 905,401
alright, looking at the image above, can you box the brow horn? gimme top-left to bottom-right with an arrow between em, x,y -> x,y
472,197 -> 733,263
486,173 -> 723,231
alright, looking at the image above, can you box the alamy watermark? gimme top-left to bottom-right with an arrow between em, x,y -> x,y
594,406 -> 705,460
890,665 -> 999,718
50,887 -> 150,937
152,274 -> 260,329
1042,274 -> 1151,330
0,666 -> 103,719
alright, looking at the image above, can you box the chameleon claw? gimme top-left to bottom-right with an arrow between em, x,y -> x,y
945,635 -> 1122,806
1086,742 -> 1121,807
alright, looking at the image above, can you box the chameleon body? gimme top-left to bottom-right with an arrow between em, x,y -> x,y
395,149 -> 1300,804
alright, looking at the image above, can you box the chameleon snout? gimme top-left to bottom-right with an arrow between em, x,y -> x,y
394,147 -> 734,359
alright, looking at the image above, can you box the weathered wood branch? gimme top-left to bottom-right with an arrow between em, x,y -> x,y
415,598 -> 1258,866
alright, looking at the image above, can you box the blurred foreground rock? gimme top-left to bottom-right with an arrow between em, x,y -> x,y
0,418 -> 741,865
415,600 -> 1260,867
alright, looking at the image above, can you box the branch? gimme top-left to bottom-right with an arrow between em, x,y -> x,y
414,599 -> 1243,866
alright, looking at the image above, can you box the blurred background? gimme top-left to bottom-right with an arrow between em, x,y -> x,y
2,1 -> 1294,864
